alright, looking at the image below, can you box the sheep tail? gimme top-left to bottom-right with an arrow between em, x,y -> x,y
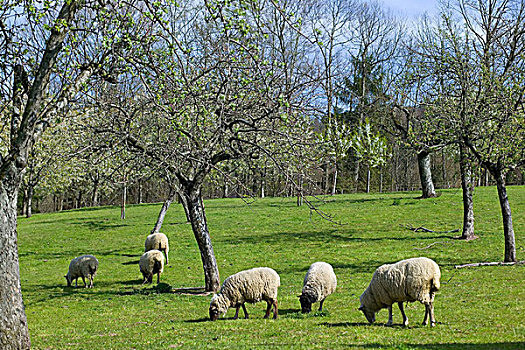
153,259 -> 162,274
431,277 -> 440,292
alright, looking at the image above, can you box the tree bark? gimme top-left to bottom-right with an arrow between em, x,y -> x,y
492,169 -> 516,262
26,186 -> 33,218
0,176 -> 31,349
91,174 -> 99,207
417,150 -> 436,198
152,190 -> 177,233
331,160 -> 338,196
120,183 -> 126,220
366,164 -> 371,194
459,144 -> 475,240
179,186 -> 220,292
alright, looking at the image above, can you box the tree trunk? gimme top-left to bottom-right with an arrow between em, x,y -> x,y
331,160 -> 338,196
121,183 -> 126,220
152,191 -> 176,233
459,144 -> 475,240
379,166 -> 383,193
91,175 -> 99,207
296,174 -> 303,206
179,186 -> 220,292
0,178 -> 31,349
26,186 -> 33,218
417,150 -> 436,198
366,164 -> 371,194
138,180 -> 143,204
492,169 -> 516,262
441,148 -> 447,188
21,188 -> 27,217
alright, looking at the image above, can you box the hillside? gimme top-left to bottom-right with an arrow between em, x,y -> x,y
18,187 -> 525,349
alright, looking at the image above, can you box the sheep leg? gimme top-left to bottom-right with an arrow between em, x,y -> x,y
386,305 -> 393,326
165,249 -> 169,265
74,278 -> 78,287
82,277 -> 87,288
272,299 -> 278,320
264,301 -> 272,319
233,305 -> 240,320
398,302 -> 408,326
422,304 -> 430,326
157,272 -> 160,284
429,302 -> 436,327
242,303 -> 249,319
319,299 -> 325,312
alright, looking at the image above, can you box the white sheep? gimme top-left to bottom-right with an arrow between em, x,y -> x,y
64,255 -> 99,288
145,232 -> 169,265
209,267 -> 280,321
299,262 -> 337,313
139,250 -> 165,284
359,257 -> 441,327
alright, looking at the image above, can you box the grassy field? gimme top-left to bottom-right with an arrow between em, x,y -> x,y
18,186 -> 525,349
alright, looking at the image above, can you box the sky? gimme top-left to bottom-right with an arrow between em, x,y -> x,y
386,0 -> 439,18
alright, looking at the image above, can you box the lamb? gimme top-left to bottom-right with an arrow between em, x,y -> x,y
299,262 -> 337,313
64,255 -> 99,288
359,257 -> 441,327
209,267 -> 280,321
139,250 -> 165,284
145,232 -> 169,265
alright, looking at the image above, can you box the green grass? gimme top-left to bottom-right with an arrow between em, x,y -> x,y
18,186 -> 525,349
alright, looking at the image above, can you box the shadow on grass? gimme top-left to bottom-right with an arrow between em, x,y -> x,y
184,317 -> 210,323
122,260 -> 139,265
321,322 -> 379,327
19,248 -> 140,260
353,343 -> 525,349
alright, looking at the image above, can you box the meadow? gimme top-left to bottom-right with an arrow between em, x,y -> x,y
18,186 -> 525,349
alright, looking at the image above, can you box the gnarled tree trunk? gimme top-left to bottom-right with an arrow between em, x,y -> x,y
179,185 -> 220,292
417,150 -> 436,198
459,144 -> 475,240
1,171 -> 31,349
492,169 -> 516,262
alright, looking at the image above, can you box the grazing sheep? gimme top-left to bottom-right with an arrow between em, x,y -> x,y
139,250 -> 165,284
64,255 -> 99,288
145,232 -> 169,265
359,257 -> 441,327
299,262 -> 337,313
209,267 -> 280,321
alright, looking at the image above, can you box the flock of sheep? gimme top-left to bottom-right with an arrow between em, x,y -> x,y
64,232 -> 441,326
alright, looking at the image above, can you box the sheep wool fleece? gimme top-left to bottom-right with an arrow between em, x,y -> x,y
139,250 -> 165,278
302,262 -> 337,303
66,255 -> 98,286
360,257 -> 440,311
212,267 -> 280,314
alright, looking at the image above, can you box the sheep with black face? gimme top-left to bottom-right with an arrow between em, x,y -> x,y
298,262 -> 337,313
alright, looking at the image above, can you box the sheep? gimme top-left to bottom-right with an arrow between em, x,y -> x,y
145,232 -> 169,265
139,250 -> 165,284
64,255 -> 99,288
298,262 -> 337,313
359,257 -> 441,327
209,267 -> 280,321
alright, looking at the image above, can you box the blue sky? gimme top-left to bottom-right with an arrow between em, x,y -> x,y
386,0 -> 439,18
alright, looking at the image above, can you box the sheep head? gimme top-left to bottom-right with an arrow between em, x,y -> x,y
298,293 -> 316,314
359,305 -> 376,323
